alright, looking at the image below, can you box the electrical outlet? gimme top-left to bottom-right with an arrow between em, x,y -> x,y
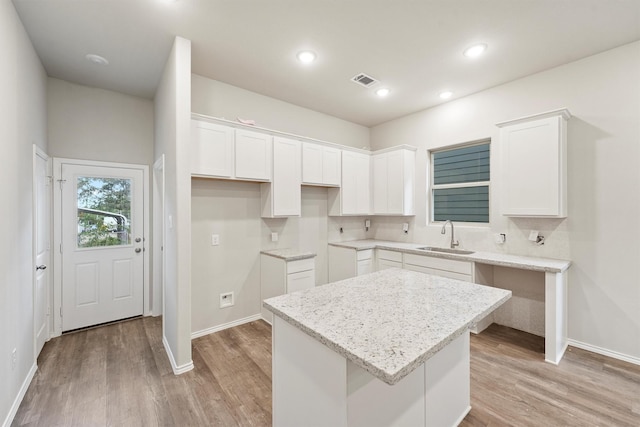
271,232 -> 278,242
11,348 -> 16,370
211,234 -> 220,246
220,292 -> 234,308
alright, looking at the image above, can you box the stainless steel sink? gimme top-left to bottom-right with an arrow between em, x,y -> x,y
416,246 -> 475,255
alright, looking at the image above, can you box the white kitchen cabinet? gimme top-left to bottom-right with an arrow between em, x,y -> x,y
328,245 -> 374,282
497,108 -> 571,217
190,120 -> 234,177
191,119 -> 272,182
372,147 -> 416,216
403,253 -> 473,282
356,249 -> 373,275
261,254 -> 315,324
235,129 -> 272,181
376,249 -> 403,270
262,137 -> 301,218
302,142 -> 341,186
328,150 -> 370,216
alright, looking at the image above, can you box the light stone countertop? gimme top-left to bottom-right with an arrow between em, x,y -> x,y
263,268 -> 511,385
329,239 -> 571,273
260,248 -> 316,261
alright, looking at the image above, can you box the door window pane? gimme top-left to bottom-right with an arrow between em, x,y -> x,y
77,177 -> 132,248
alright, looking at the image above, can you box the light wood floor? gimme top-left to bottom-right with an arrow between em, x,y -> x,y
13,317 -> 640,426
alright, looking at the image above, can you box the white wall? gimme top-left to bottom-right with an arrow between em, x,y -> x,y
154,36 -> 193,373
189,74 -> 372,334
191,179 -> 372,335
47,78 -> 154,165
47,78 -> 157,316
370,41 -> 640,360
0,2 -> 47,425
191,74 -> 370,149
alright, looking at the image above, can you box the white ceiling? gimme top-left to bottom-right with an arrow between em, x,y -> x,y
12,0 -> 640,127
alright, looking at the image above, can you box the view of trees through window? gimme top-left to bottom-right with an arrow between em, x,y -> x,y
76,177 -> 132,248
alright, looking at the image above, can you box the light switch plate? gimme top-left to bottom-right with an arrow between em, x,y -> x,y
528,230 -> 539,241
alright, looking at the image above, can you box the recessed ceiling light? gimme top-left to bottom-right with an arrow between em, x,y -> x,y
463,43 -> 487,58
85,54 -> 109,66
375,88 -> 391,97
297,51 -> 316,64
439,91 -> 453,99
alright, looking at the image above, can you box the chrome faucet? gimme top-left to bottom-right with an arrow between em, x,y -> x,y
441,220 -> 459,249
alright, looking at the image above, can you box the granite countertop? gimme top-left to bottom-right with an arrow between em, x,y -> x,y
260,248 -> 316,261
263,268 -> 511,385
329,239 -> 571,273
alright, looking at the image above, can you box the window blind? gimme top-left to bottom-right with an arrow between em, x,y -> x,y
433,144 -> 490,185
432,142 -> 490,223
433,186 -> 489,223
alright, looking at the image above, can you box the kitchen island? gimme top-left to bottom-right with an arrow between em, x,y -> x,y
263,268 -> 511,427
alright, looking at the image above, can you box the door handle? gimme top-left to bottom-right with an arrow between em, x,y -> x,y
135,248 -> 142,253
36,265 -> 47,271
135,237 -> 142,243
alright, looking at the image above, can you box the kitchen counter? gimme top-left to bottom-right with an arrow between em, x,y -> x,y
264,268 -> 511,426
329,239 -> 571,273
260,248 -> 316,261
264,268 -> 510,385
328,239 -> 572,365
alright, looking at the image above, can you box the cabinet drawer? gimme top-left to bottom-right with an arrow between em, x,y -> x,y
404,264 -> 472,282
377,249 -> 402,262
378,259 -> 402,271
287,258 -> 315,274
287,270 -> 315,293
403,253 -> 472,275
356,249 -> 373,261
357,258 -> 373,276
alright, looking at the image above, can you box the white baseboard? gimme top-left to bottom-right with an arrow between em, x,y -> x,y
2,363 -> 37,427
162,335 -> 194,375
567,339 -> 640,366
191,314 -> 263,339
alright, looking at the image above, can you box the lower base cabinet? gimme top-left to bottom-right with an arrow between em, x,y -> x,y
328,246 -> 374,282
261,254 -> 315,324
377,249 -> 403,270
403,253 -> 473,282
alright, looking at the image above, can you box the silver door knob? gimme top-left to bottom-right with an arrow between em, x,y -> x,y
36,265 -> 47,270
135,248 -> 142,253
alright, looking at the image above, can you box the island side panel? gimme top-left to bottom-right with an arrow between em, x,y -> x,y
545,270 -> 569,364
425,331 -> 471,427
272,316 -> 348,427
346,362 -> 426,427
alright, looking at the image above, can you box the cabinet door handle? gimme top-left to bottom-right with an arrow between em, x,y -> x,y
36,265 -> 47,271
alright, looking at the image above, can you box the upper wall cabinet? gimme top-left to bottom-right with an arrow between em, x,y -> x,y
190,119 -> 272,182
262,137 -> 301,218
371,147 -> 416,216
235,129 -> 272,181
191,120 -> 234,178
302,142 -> 341,186
497,108 -> 571,218
329,150 -> 370,216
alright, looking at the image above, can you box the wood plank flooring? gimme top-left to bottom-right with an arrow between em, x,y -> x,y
13,317 -> 640,426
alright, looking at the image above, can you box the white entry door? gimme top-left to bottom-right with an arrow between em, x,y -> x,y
34,147 -> 51,355
60,163 -> 144,332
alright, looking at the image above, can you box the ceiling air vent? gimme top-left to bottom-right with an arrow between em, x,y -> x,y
351,73 -> 379,88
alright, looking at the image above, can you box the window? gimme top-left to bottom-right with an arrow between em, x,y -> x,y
430,141 -> 490,223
